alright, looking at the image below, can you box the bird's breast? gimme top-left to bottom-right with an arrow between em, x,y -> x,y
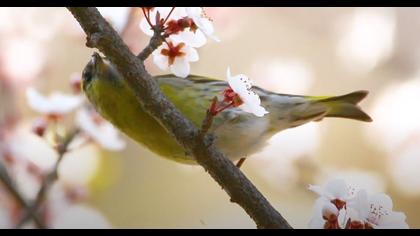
212,115 -> 272,161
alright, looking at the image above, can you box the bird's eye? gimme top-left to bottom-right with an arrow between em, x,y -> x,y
82,67 -> 93,84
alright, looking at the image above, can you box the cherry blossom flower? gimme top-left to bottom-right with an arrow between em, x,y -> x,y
309,198 -> 346,229
140,7 -> 218,48
26,87 -> 83,118
308,178 -> 357,209
75,108 -> 126,151
140,7 -> 187,37
226,67 -> 269,117
185,7 -> 220,42
308,178 -> 409,229
346,190 -> 409,229
152,41 -> 198,78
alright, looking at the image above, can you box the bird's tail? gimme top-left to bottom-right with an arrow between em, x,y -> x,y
312,90 -> 372,122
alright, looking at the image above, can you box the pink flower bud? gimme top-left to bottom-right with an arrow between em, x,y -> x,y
70,73 -> 82,94
32,117 -> 48,137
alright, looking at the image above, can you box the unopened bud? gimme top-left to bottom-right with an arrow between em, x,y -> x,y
70,73 -> 82,94
322,202 -> 339,222
32,118 -> 48,137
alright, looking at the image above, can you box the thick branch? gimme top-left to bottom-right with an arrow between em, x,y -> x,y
67,7 -> 292,229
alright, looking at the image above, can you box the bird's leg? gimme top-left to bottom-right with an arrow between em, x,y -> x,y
236,158 -> 247,169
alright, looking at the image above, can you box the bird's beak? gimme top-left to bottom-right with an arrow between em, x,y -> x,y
91,52 -> 103,67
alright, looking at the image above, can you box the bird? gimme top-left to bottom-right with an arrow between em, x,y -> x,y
81,52 -> 372,165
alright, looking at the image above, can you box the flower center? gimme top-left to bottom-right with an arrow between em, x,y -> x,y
331,199 -> 346,210
223,87 -> 243,107
160,42 -> 186,66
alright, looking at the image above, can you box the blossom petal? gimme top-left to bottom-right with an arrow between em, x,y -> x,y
324,178 -> 348,200
184,46 -> 199,62
369,192 -> 393,210
171,57 -> 190,78
170,30 -> 207,48
376,212 -> 409,229
76,108 -> 126,151
308,184 -> 326,197
26,87 -> 83,115
139,18 -> 154,37
152,49 -> 170,71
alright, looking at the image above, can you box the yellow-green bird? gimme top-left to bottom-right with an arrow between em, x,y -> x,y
81,53 -> 372,164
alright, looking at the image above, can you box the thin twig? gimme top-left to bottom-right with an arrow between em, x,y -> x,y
200,97 -> 218,136
67,7 -> 292,229
0,162 -> 45,228
137,28 -> 165,61
16,128 -> 80,228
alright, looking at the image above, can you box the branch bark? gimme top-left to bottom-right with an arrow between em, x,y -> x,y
67,7 -> 292,229
16,129 -> 80,228
0,162 -> 45,228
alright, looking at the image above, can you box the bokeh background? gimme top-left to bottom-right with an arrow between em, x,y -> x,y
1,7 -> 420,228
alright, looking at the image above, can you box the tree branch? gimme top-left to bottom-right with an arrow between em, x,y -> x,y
16,128 -> 80,228
67,7 -> 292,229
0,162 -> 45,228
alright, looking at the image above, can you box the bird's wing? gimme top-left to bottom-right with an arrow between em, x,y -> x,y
155,74 -> 236,129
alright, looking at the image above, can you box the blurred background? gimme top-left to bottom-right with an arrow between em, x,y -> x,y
0,7 -> 420,228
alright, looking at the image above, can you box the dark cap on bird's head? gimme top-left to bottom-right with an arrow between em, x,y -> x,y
81,52 -> 106,92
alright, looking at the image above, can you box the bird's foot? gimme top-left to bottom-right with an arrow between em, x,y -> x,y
236,158 -> 246,169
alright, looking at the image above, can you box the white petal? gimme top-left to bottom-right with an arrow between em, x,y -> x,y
227,74 -> 252,95
139,18 -> 154,37
227,66 -> 232,79
252,106 -> 269,117
26,87 -> 83,115
185,7 -> 202,17
170,30 -> 207,48
171,58 -> 190,78
308,184 -> 325,197
186,7 -> 220,42
308,198 -> 329,229
347,189 -> 370,219
184,46 -> 199,62
196,18 -> 215,36
376,212 -> 409,229
140,7 -> 180,37
325,178 -> 348,200
308,216 -> 325,229
337,208 -> 349,228
152,51 -> 170,71
49,93 -> 84,114
26,87 -> 51,113
369,192 -> 393,210
322,201 -> 339,219
76,108 -> 126,151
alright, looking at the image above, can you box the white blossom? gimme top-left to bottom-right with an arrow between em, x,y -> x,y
152,42 -> 199,78
75,108 -> 126,151
226,67 -> 269,117
26,87 -> 83,116
308,178 -> 357,203
140,7 -> 218,48
308,178 -> 409,229
185,7 -> 220,42
347,190 -> 409,229
139,7 -> 187,37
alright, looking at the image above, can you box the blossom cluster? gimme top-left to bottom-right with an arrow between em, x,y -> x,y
26,74 -> 125,151
140,7 -> 219,78
140,7 -> 268,118
308,178 -> 409,229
